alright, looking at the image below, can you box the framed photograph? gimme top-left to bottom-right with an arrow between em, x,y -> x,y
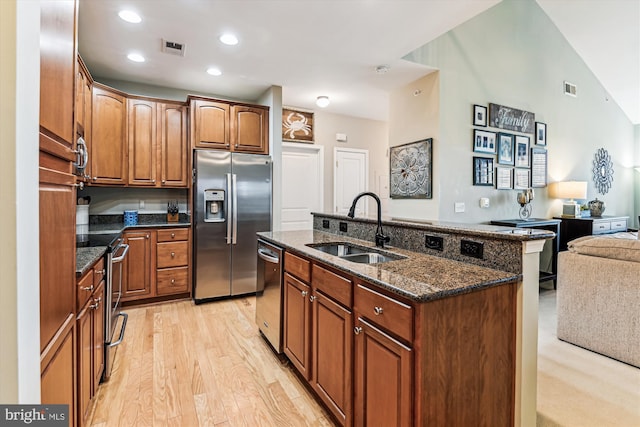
497,133 -> 514,165
514,168 -> 530,189
496,166 -> 513,190
473,104 -> 487,127
473,156 -> 494,186
390,138 -> 433,199
535,122 -> 547,146
515,135 -> 530,167
282,107 -> 314,142
473,129 -> 497,154
531,147 -> 548,187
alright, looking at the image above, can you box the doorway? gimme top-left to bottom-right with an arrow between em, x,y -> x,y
333,147 -> 369,215
281,143 -> 324,230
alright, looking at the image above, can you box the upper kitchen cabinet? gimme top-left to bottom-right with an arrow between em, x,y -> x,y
158,103 -> 189,187
91,84 -> 127,185
231,105 -> 269,154
190,97 -> 230,150
190,96 -> 270,155
127,98 -> 157,186
75,56 -> 92,181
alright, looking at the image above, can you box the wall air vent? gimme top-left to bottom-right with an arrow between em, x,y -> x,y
162,39 -> 186,56
564,81 -> 577,97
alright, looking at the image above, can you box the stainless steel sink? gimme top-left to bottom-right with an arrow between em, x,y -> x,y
306,243 -> 406,264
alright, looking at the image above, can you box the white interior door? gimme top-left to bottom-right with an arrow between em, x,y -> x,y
334,148 -> 369,215
281,143 -> 324,230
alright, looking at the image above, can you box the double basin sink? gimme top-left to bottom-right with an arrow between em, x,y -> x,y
306,242 -> 406,264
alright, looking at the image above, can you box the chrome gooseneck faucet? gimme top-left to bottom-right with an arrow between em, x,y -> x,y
347,192 -> 390,248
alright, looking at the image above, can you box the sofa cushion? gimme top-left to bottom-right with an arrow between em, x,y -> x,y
568,232 -> 640,263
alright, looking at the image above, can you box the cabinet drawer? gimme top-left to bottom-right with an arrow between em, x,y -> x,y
77,270 -> 94,311
285,251 -> 311,283
157,228 -> 189,242
157,241 -> 189,268
312,264 -> 352,308
611,220 -> 627,231
354,283 -> 413,343
93,257 -> 105,286
592,221 -> 611,234
156,267 -> 189,295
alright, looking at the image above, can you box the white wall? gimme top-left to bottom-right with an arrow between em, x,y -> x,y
80,187 -> 189,215
258,86 -> 283,231
0,0 -> 41,403
401,0 -> 636,223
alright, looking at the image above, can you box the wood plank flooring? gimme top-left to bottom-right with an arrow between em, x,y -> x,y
90,291 -> 640,426
89,297 -> 334,426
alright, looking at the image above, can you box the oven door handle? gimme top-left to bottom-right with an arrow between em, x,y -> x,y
111,243 -> 129,263
108,312 -> 128,347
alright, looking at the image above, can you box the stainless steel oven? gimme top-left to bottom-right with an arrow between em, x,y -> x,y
104,238 -> 129,381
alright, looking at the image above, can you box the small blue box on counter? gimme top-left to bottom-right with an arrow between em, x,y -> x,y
124,210 -> 138,226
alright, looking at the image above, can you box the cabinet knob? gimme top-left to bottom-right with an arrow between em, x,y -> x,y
101,269 -> 106,275
146,235 -> 149,239
152,179 -> 156,183
92,177 -> 97,181
171,252 -> 175,258
301,290 -> 308,297
82,285 -> 94,292
354,326 -> 363,335
162,180 -> 166,184
171,233 -> 175,238
309,295 -> 316,302
374,306 -> 384,315
171,279 -> 175,284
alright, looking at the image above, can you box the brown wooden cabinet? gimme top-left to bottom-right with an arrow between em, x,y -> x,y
283,272 -> 312,379
231,105 -> 269,154
41,318 -> 75,427
91,84 -> 127,185
191,98 -> 230,149
156,228 -> 190,295
121,230 -> 154,301
75,56 -> 92,181
127,98 -> 157,186
158,103 -> 189,187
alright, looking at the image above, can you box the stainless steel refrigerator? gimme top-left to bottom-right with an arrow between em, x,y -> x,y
193,149 -> 272,302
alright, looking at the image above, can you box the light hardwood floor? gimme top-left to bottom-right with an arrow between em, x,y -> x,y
90,291 -> 640,426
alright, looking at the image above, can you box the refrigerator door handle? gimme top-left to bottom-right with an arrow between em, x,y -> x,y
226,173 -> 232,244
232,173 -> 238,244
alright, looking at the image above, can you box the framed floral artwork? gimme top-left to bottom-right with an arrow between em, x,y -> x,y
390,138 -> 433,199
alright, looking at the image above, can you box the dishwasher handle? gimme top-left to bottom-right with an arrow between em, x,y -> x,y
111,243 -> 129,264
258,248 -> 280,264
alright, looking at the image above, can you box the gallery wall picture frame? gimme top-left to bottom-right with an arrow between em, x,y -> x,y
535,122 -> 547,146
282,107 -> 314,142
496,166 -> 513,190
497,133 -> 515,165
531,147 -> 548,187
514,168 -> 531,189
390,138 -> 433,199
473,129 -> 497,154
473,104 -> 487,127
473,156 -> 494,186
515,135 -> 530,168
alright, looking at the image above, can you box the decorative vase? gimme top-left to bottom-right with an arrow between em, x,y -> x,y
588,198 -> 605,217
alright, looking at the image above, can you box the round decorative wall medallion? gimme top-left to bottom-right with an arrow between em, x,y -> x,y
592,148 -> 614,195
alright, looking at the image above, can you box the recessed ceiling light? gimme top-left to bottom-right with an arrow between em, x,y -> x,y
316,96 -> 330,108
219,33 -> 239,46
206,67 -> 222,76
375,65 -> 390,74
127,53 -> 145,63
118,10 -> 142,24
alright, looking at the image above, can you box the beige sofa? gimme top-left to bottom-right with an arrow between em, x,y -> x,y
557,231 -> 640,367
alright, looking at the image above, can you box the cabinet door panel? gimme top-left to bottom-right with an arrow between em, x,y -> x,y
77,304 -> 92,425
231,105 -> 268,154
122,231 -> 153,300
354,318 -> 412,427
283,273 -> 311,380
156,241 -> 188,268
93,281 -> 105,392
128,99 -> 157,186
41,324 -> 75,427
192,100 -> 229,149
312,291 -> 352,426
91,86 -> 127,184
156,267 -> 189,295
159,103 -> 188,187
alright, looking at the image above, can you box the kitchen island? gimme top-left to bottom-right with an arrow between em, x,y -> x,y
259,219 -> 552,427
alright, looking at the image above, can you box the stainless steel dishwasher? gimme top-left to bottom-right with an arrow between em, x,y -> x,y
255,239 -> 283,353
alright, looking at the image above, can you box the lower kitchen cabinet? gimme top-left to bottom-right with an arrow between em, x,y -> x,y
122,229 -> 154,301
283,272 -> 311,380
41,318 -> 75,427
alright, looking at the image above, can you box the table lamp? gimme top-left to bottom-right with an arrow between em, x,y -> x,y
548,181 -> 587,217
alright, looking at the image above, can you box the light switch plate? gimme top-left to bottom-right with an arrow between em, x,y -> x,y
480,197 -> 490,208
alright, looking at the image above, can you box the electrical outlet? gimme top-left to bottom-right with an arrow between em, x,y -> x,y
322,219 -> 330,229
425,235 -> 444,251
460,239 -> 484,259
339,222 -> 348,232
480,197 -> 490,208
139,200 -> 145,209
454,202 -> 465,213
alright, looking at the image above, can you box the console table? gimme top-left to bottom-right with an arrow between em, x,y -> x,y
554,215 -> 629,251
490,218 -> 561,288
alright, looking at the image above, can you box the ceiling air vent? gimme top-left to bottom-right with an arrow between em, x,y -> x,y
162,39 -> 186,56
564,81 -> 577,97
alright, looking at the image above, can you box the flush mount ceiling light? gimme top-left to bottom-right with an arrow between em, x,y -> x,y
375,65 -> 390,74
316,96 -> 330,108
127,53 -> 145,63
219,33 -> 239,46
206,67 -> 222,76
118,10 -> 142,23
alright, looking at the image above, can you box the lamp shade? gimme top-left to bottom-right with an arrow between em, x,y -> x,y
548,181 -> 587,200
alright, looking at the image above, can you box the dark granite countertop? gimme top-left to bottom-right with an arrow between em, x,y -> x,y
258,230 -> 520,303
76,247 -> 108,277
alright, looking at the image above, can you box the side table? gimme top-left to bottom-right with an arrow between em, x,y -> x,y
490,218 -> 561,288
553,215 -> 629,251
